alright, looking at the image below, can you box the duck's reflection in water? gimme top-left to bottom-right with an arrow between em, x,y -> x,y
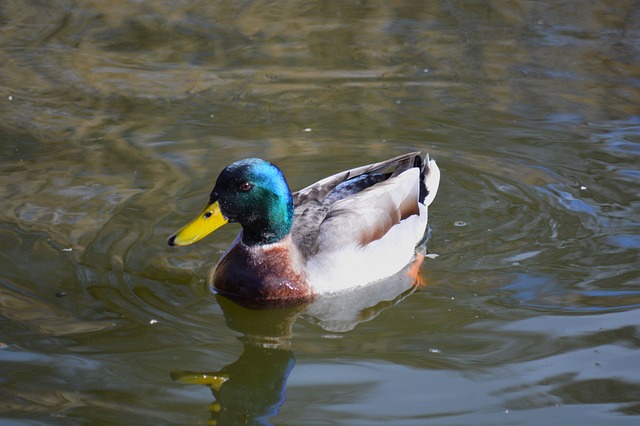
172,261 -> 422,425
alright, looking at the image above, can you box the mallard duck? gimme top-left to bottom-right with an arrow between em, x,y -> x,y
168,152 -> 440,305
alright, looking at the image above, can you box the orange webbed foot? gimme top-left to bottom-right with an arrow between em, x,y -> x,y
407,253 -> 426,288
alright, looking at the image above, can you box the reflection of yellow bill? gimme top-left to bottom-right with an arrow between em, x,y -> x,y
168,201 -> 228,246
171,371 -> 229,390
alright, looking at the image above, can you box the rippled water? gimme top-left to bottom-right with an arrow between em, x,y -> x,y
1,1 -> 639,424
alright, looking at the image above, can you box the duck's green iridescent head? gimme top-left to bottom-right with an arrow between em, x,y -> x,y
168,158 -> 294,247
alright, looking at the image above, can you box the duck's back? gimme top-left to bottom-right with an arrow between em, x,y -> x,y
290,152 -> 440,293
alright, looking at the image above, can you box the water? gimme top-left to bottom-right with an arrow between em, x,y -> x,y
1,1 -> 639,424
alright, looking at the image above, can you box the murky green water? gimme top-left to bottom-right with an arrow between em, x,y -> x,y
1,1 -> 639,424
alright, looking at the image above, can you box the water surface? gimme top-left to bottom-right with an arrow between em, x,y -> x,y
1,1 -> 639,424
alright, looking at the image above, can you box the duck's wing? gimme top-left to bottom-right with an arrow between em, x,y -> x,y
292,152 -> 420,205
291,152 -> 439,258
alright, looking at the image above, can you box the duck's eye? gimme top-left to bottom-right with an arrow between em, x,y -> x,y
239,182 -> 253,192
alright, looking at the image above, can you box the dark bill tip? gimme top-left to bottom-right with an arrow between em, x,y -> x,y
167,235 -> 177,246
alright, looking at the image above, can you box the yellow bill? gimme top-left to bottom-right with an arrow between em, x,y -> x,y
168,201 -> 228,246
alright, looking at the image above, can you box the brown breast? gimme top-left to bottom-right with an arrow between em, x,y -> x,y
211,239 -> 313,306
